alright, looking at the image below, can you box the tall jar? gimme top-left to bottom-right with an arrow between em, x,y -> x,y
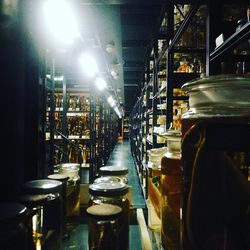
161,130 -> 182,250
57,163 -> 81,224
23,179 -> 63,250
89,182 -> 129,250
181,75 -> 250,250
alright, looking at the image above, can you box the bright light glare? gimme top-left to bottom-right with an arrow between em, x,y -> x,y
79,53 -> 98,78
95,77 -> 107,91
107,96 -> 115,107
43,0 -> 79,45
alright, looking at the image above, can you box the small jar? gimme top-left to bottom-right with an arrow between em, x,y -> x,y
23,179 -> 63,250
87,204 -> 122,250
89,182 -> 129,250
57,163 -> 81,222
0,203 -> 29,250
99,166 -> 128,184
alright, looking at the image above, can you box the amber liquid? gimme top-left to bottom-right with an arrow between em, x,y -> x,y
161,156 -> 181,250
181,115 -> 250,250
90,197 -> 129,250
88,218 -> 120,250
66,179 -> 80,226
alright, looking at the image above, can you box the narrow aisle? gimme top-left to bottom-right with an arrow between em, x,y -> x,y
107,139 -> 146,209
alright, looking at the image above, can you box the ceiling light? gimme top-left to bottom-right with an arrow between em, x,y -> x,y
95,77 -> 107,91
79,53 -> 98,78
107,96 -> 115,107
43,0 -> 79,46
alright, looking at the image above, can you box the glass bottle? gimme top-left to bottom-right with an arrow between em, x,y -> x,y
99,166 -> 129,184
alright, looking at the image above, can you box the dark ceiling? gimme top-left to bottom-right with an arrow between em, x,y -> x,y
75,0 -> 166,116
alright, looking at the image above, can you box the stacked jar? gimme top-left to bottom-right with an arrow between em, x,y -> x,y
56,163 -> 81,224
89,181 -> 129,250
161,130 -> 182,250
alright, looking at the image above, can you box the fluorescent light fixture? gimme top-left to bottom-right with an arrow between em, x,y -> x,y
54,76 -> 64,81
43,0 -> 79,46
95,77 -> 107,91
46,74 -> 64,81
107,96 -> 115,107
79,53 -> 98,78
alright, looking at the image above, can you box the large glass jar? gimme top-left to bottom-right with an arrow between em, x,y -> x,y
47,174 -> 69,240
23,179 -> 63,250
181,75 -> 250,250
89,182 -> 129,250
161,130 -> 182,250
0,203 -> 29,250
99,166 -> 129,184
57,163 -> 81,223
87,204 -> 122,250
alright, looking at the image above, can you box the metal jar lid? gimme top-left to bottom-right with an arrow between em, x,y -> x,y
99,166 -> 128,176
86,204 -> 122,219
48,174 -> 69,182
94,176 -> 123,184
182,74 -> 250,115
23,179 -> 62,194
89,182 -> 129,197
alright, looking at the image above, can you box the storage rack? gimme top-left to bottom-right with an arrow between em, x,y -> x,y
129,0 -> 250,210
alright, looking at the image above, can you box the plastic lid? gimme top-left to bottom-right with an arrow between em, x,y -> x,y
89,182 -> 129,197
48,174 -> 69,182
23,179 -> 62,194
94,176 -> 122,184
0,203 -> 27,224
99,166 -> 128,176
86,204 -> 122,219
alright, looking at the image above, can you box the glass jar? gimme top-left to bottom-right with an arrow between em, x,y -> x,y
99,166 -> 128,184
0,203 -> 29,250
57,163 -> 81,223
89,182 -> 129,250
48,174 -> 69,240
19,193 -> 49,248
161,130 -> 182,250
87,204 -> 122,250
23,179 -> 63,250
181,75 -> 250,250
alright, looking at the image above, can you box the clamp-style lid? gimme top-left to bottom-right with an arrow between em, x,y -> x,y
19,194 -> 49,206
23,179 -> 62,194
89,182 -> 129,197
99,166 -> 128,176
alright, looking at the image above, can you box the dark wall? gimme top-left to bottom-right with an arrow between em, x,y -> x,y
0,1 -> 40,201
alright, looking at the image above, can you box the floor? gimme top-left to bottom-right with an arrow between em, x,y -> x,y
62,139 -> 147,250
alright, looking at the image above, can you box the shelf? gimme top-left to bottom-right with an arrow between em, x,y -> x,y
173,96 -> 189,101
210,22 -> 250,62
